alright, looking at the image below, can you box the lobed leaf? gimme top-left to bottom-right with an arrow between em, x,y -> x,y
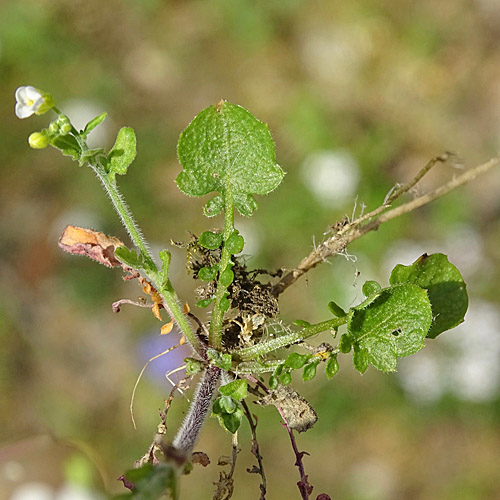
176,100 -> 284,217
347,283 -> 432,373
115,246 -> 143,270
106,127 -> 137,183
390,253 -> 468,338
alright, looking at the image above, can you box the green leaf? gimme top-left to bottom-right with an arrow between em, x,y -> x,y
176,101 -> 285,217
328,300 -> 346,317
225,231 -> 245,254
199,231 -> 223,249
78,148 -> 106,167
220,294 -> 230,312
82,112 -> 107,136
219,266 -> 234,287
184,357 -> 203,376
293,319 -> 312,327
212,397 -> 223,415
362,280 -> 381,297
206,349 -> 232,371
198,266 -> 218,281
219,395 -> 237,414
274,364 -> 284,376
219,379 -> 248,401
284,352 -> 311,370
51,134 -> 81,160
117,463 -> 176,500
203,195 -> 224,217
220,408 -> 243,433
338,333 -> 353,354
347,283 -> 433,372
390,253 -> 468,338
325,355 -> 339,379
269,374 -> 278,389
106,127 -> 137,182
196,298 -> 214,308
280,372 -> 292,385
114,246 -> 143,269
302,360 -> 319,381
352,346 -> 369,374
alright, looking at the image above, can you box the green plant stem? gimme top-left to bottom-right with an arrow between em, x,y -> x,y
234,316 -> 348,362
209,188 -> 235,349
236,360 -> 284,374
71,130 -> 201,352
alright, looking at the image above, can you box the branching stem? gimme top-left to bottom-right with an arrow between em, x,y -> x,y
234,316 -> 347,362
272,155 -> 500,296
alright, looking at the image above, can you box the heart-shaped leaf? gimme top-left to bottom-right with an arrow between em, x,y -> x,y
176,100 -> 284,216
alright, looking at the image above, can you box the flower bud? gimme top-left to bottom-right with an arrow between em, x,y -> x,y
58,115 -> 72,135
28,131 -> 50,149
48,121 -> 60,134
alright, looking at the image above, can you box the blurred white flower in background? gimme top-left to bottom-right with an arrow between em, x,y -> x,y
301,149 -> 360,207
10,482 -> 102,500
383,228 -> 500,403
299,25 -> 372,87
398,301 -> 500,403
234,219 -> 262,258
382,224 -> 485,281
348,459 -> 397,500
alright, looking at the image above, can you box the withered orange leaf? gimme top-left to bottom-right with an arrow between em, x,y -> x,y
152,302 -> 162,321
161,320 -> 174,335
58,225 -> 125,268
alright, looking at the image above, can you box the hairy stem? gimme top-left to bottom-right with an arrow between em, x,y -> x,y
234,317 -> 347,362
69,128 -> 201,352
90,161 -> 201,351
272,155 -> 500,296
172,365 -> 221,456
209,188 -> 235,349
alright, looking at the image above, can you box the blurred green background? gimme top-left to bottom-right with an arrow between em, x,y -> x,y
2,1 -> 500,499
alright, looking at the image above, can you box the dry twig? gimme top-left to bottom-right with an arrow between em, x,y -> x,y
272,155 -> 500,296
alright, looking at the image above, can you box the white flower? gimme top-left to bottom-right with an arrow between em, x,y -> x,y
15,86 -> 54,119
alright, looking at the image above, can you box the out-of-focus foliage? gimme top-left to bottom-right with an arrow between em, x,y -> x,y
2,1 -> 500,499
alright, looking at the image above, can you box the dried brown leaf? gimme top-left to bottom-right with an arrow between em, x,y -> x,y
58,225 -> 125,268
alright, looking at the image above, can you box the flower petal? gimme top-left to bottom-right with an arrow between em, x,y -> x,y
15,102 -> 35,119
